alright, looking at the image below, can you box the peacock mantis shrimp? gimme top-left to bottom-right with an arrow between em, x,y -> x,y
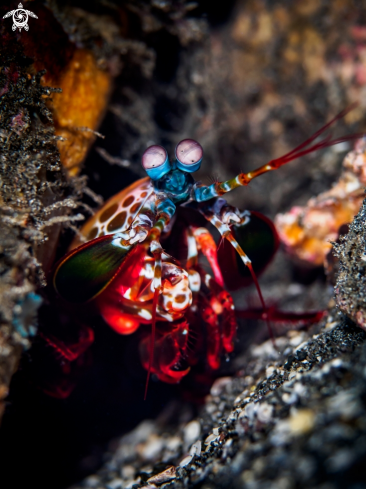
52,107 -> 361,398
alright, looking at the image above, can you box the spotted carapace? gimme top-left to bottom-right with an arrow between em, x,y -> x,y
52,107 -> 361,398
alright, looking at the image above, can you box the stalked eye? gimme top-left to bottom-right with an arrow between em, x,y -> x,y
141,145 -> 171,180
175,139 -> 203,173
142,145 -> 167,169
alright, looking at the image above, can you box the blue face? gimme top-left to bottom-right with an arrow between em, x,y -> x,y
153,168 -> 195,204
141,139 -> 203,203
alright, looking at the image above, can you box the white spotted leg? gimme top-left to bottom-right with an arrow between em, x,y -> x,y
144,240 -> 163,400
198,206 -> 276,344
140,196 -> 177,399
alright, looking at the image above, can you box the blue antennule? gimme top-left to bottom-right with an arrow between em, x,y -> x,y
142,145 -> 171,180
175,139 -> 203,173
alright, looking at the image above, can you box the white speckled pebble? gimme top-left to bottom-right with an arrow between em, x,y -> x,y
204,433 -> 218,444
106,478 -> 123,489
251,340 -> 280,359
165,436 -> 181,451
243,402 -> 257,421
210,377 -> 232,396
257,402 -> 273,423
329,358 -> 343,368
266,366 -> 276,378
205,403 -> 216,414
125,479 -> 141,489
244,375 -> 254,386
183,420 -> 201,445
121,466 -> 135,480
84,476 -> 100,487
290,332 -> 307,347
189,440 -> 202,457
179,454 -> 193,467
140,436 -> 164,461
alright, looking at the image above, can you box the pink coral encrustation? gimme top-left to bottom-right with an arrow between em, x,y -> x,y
275,139 -> 366,266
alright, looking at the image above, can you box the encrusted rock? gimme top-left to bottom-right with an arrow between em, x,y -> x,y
334,198 -> 366,330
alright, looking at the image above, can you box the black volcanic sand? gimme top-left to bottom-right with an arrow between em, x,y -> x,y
68,313 -> 366,489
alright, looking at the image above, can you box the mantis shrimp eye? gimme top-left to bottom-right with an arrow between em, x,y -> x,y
175,139 -> 203,173
142,145 -> 171,180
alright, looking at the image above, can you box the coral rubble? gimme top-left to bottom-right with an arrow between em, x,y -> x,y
275,141 -> 366,266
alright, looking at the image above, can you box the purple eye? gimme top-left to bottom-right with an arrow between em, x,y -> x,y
175,139 -> 203,166
141,145 -> 171,180
142,145 -> 168,169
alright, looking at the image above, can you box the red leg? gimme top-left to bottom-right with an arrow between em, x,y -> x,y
39,324 -> 94,362
200,272 -> 237,355
197,203 -> 277,344
191,227 -> 224,287
236,307 -> 326,326
200,297 -> 221,370
36,322 -> 94,398
217,290 -> 237,354
185,226 -> 238,369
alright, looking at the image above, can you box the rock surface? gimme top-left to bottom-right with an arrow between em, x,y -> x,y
334,198 -> 366,331
70,312 -> 366,489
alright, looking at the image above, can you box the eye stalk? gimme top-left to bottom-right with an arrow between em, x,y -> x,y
175,139 -> 203,173
141,145 -> 171,180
